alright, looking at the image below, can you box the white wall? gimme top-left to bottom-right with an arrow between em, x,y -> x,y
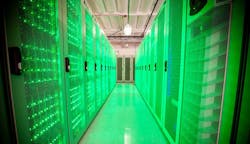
115,47 -> 137,57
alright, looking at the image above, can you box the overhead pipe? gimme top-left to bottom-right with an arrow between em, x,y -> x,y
142,0 -> 159,37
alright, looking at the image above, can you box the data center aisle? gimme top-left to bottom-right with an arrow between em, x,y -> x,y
79,84 -> 167,144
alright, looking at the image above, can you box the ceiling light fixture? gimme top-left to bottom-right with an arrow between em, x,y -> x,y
124,0 -> 132,36
124,24 -> 132,35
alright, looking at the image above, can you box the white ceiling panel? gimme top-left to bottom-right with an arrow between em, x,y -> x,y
94,0 -> 106,13
100,16 -> 111,29
137,16 -> 147,28
139,0 -> 154,13
109,16 -> 121,29
117,0 -> 127,13
129,0 -> 140,13
84,0 -> 165,52
129,16 -> 137,29
104,0 -> 117,12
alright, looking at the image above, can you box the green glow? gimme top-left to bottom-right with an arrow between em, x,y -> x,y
181,4 -> 231,144
80,84 -> 167,144
66,0 -> 86,143
84,8 -> 116,126
85,10 -> 96,120
135,3 -> 177,143
18,0 -> 66,143
219,0 -> 245,143
175,0 -> 187,143
14,0 -> 116,143
135,1 -> 232,144
95,24 -> 102,108
236,36 -> 250,143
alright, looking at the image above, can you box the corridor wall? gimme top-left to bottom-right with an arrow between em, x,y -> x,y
135,0 -> 247,143
4,0 -> 116,143
136,1 -> 183,143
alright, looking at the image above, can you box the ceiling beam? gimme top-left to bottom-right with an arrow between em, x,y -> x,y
142,0 -> 161,36
108,36 -> 143,43
93,12 -> 157,16
104,28 -> 145,33
107,36 -> 143,39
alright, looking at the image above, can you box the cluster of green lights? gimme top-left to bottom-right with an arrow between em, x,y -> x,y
95,79 -> 102,107
84,10 -> 117,120
85,10 -> 96,119
85,11 -> 94,57
49,135 -> 61,144
67,19 -> 82,46
18,0 -> 64,143
20,1 -> 56,35
22,45 -> 57,84
66,0 -> 86,142
29,111 -> 59,133
16,0 -> 116,143
27,98 -> 60,141
86,81 -> 96,117
94,25 -> 102,108
29,118 -> 60,142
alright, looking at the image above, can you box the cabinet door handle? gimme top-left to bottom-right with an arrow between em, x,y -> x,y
165,61 -> 167,72
65,57 -> 70,72
84,61 -> 88,71
8,47 -> 22,75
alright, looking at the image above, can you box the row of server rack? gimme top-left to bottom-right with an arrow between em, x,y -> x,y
2,0 -> 116,143
135,0 -> 249,144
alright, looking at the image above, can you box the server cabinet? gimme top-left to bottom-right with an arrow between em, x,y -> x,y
116,57 -> 134,83
145,36 -> 151,103
165,0 -> 185,142
161,2 -> 170,133
101,35 -> 106,103
155,5 -> 165,123
135,0 -> 246,143
117,57 -> 123,81
104,41 -> 109,96
142,42 -> 148,98
65,0 -> 86,143
218,0 -> 246,143
125,58 -> 131,81
181,2 -> 232,144
4,1 -> 117,143
95,25 -> 102,109
85,9 -> 96,124
235,35 -> 250,143
138,2 -> 185,142
149,23 -> 157,110
5,0 -> 69,143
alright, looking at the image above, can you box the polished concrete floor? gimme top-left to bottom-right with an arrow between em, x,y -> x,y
79,84 -> 167,144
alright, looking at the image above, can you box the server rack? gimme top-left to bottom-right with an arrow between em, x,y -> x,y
4,0 -> 117,143
135,0 -> 247,143
181,3 -> 231,144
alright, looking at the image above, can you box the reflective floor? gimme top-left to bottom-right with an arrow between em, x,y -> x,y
79,84 -> 167,144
